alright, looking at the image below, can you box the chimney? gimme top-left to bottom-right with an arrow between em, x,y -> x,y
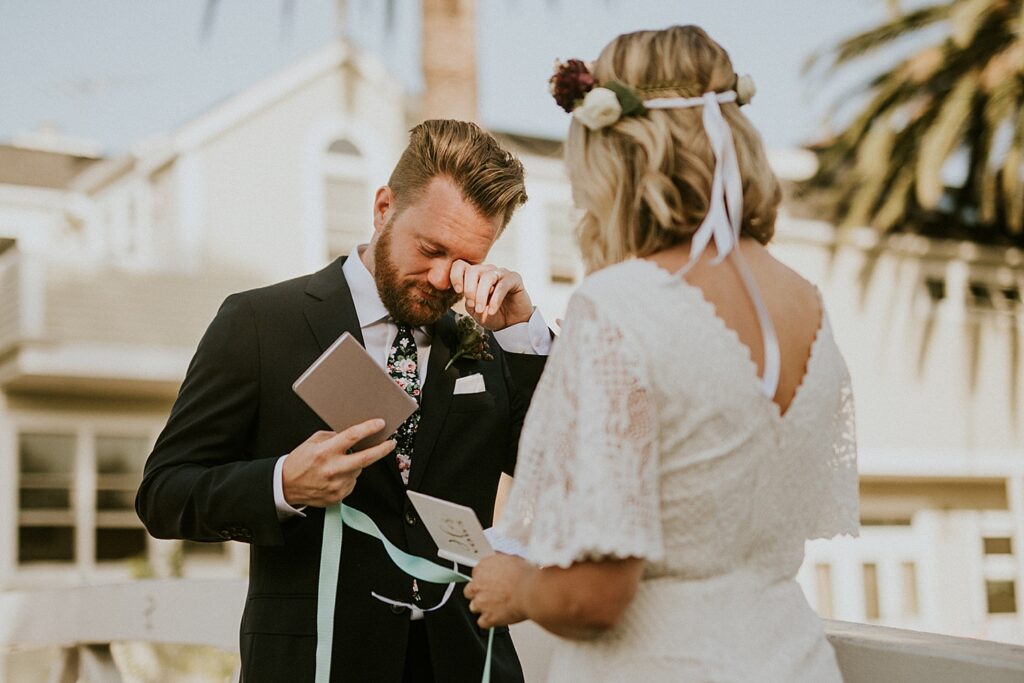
420,0 -> 478,121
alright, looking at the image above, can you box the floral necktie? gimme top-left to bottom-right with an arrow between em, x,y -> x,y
386,323 -> 421,486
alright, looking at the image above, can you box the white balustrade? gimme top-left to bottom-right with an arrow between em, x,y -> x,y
2,580 -> 1024,682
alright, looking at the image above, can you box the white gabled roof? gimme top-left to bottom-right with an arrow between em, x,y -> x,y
134,38 -> 404,161
63,38 -> 405,196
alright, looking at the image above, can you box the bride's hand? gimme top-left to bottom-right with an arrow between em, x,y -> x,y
464,553 -> 532,629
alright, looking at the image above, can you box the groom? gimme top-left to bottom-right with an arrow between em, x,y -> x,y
136,120 -> 550,682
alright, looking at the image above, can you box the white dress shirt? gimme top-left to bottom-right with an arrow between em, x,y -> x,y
273,245 -> 551,519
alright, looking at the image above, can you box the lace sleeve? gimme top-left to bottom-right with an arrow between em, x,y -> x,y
806,328 -> 860,540
496,291 -> 664,568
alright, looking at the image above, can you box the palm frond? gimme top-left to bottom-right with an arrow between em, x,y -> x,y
915,75 -> 977,208
806,3 -> 951,73
1005,142 -> 1024,233
874,168 -> 916,230
950,0 -> 1000,48
804,0 -> 1024,247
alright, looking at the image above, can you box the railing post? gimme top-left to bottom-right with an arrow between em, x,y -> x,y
79,644 -> 123,683
45,644 -> 123,683
46,647 -> 77,683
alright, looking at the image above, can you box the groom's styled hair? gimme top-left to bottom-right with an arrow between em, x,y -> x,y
388,120 -> 528,234
566,25 -> 782,272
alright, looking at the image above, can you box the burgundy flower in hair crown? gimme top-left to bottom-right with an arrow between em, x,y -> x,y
549,59 -> 757,131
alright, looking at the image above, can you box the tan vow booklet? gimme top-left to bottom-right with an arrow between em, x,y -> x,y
292,332 -> 418,451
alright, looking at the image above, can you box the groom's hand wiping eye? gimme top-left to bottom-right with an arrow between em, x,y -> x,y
449,260 -> 534,332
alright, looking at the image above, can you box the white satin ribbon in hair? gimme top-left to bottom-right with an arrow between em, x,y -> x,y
649,90 -> 781,400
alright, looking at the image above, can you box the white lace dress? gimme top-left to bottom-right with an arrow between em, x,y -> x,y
497,259 -> 859,682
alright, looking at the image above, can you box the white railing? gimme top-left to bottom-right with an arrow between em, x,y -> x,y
828,620 -> 1024,683
2,580 -> 1024,682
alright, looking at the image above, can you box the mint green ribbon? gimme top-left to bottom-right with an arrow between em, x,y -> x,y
315,503 -> 492,683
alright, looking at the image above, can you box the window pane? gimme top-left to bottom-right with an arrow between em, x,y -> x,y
19,431 -> 75,564
96,436 -> 148,511
96,528 -> 147,562
983,537 -> 1013,555
96,436 -> 147,475
19,526 -> 74,562
327,138 -> 361,156
19,488 -> 71,509
97,490 -> 137,511
986,580 -> 1018,614
19,434 -> 74,476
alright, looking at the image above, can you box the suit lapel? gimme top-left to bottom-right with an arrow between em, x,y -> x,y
408,312 -> 458,491
302,257 -> 405,487
303,256 -> 364,352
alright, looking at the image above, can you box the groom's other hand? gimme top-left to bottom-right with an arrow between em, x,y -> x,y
282,419 -> 396,508
450,260 -> 534,331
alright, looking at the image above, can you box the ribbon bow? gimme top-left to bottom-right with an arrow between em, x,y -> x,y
646,90 -> 780,399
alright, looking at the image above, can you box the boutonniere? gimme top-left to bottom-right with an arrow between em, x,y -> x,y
444,313 -> 494,371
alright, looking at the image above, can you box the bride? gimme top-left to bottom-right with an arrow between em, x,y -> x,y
465,25 -> 859,681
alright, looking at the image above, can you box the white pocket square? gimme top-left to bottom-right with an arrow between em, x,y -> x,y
453,373 -> 486,395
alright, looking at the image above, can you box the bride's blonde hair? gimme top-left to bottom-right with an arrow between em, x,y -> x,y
568,25 -> 781,272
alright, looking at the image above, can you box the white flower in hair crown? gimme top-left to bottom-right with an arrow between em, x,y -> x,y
735,74 -> 757,106
549,58 -> 757,131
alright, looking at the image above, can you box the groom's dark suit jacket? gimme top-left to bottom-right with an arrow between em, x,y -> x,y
136,256 -> 546,682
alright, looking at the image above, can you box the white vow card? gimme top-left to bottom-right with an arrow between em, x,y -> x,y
407,491 -> 493,567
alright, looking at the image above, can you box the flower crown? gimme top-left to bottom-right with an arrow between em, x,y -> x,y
549,59 -> 757,131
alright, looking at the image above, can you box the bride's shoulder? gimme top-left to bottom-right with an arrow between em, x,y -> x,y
577,258 -> 656,299
573,258 -> 678,320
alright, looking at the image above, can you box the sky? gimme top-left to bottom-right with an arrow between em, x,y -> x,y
0,0 -> 898,155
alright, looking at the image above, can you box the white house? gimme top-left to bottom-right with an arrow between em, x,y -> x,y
0,28 -> 578,574
1,17 -> 1023,683
777,215 -> 1024,644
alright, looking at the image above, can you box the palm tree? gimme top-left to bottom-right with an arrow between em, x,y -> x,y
803,0 -> 1024,248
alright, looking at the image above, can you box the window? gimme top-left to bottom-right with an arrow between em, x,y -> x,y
323,138 -> 371,261
986,580 -> 1017,614
328,139 -> 361,156
966,280 -> 1022,313
95,436 -> 148,561
16,430 -> 151,567
18,433 -> 76,563
924,276 -> 945,302
920,274 -> 1022,314
983,537 -> 1013,555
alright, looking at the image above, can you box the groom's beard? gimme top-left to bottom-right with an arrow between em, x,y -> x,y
374,223 -> 460,327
